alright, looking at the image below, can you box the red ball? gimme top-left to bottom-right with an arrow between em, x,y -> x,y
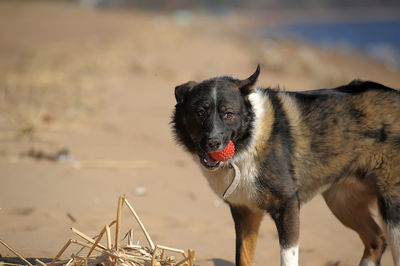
209,140 -> 235,162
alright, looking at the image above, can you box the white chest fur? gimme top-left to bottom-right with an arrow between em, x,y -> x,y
200,160 -> 259,209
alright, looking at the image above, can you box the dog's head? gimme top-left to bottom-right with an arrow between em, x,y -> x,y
172,65 -> 260,169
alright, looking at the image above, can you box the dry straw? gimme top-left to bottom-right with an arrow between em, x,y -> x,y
0,195 -> 195,266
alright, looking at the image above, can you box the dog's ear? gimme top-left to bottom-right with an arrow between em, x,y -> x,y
175,81 -> 197,104
236,64 -> 260,96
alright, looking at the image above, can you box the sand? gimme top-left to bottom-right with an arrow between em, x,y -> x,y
0,2 -> 399,265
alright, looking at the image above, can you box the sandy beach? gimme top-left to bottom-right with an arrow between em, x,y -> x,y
1,2 -> 400,265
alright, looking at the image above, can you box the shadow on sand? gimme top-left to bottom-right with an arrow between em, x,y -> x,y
211,258 -> 235,266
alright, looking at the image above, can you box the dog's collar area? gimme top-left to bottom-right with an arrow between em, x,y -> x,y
222,163 -> 241,199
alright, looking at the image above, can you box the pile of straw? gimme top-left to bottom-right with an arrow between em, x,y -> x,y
0,195 -> 195,266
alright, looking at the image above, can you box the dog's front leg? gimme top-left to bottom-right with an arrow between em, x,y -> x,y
270,199 -> 300,266
230,205 -> 264,266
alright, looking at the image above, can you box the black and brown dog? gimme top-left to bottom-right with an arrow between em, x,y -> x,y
171,65 -> 400,266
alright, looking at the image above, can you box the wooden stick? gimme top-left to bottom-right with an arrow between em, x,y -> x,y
150,245 -> 158,266
108,220 -> 116,228
0,238 -> 33,266
188,249 -> 195,266
174,256 -> 190,266
127,229 -> 134,247
49,239 -> 72,266
124,244 -> 142,250
64,258 -> 74,266
73,258 -> 80,266
124,198 -> 155,251
105,225 -> 112,250
128,247 -> 151,258
156,245 -> 185,256
71,254 -> 85,261
104,219 -> 115,250
70,239 -> 102,251
71,228 -> 106,249
160,249 -> 165,260
87,226 -> 106,257
35,258 -> 48,266
115,195 -> 125,250
51,259 -> 73,266
0,262 -> 21,266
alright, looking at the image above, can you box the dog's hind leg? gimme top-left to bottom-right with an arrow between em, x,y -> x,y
378,194 -> 400,266
375,156 -> 400,266
323,178 -> 386,266
230,205 -> 264,266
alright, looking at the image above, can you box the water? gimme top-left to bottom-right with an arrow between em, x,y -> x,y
263,19 -> 400,69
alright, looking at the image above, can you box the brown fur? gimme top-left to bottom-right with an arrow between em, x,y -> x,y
323,178 -> 386,264
230,206 -> 264,266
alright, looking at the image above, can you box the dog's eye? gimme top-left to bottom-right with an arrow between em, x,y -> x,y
224,112 -> 234,120
197,110 -> 205,117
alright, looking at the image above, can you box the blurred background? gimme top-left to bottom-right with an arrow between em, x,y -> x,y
1,0 -> 399,265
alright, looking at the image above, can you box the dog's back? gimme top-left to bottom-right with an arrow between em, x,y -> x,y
277,81 -> 400,197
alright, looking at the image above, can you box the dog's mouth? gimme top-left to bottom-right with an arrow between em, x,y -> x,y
199,151 -> 220,169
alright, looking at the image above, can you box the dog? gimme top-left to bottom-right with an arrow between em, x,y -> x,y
171,65 -> 400,266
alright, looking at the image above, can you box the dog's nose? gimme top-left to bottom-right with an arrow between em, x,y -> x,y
207,139 -> 222,151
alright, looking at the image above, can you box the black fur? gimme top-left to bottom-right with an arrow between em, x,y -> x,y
378,195 -> 400,225
257,89 -> 296,204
